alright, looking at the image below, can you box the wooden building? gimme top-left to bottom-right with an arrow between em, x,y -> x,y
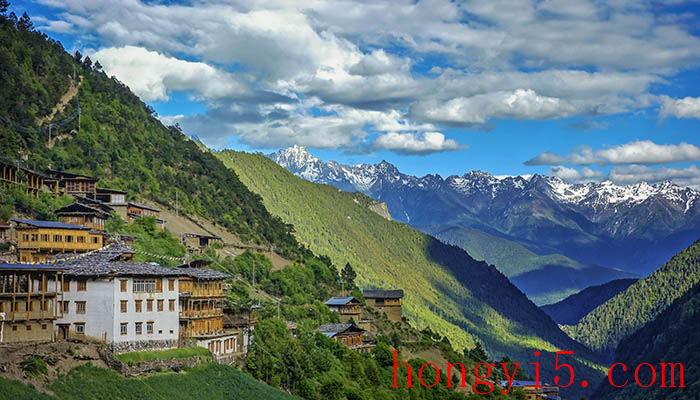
0,160 -> 49,196
325,296 -> 362,323
44,169 -> 98,199
181,233 -> 222,254
56,202 -> 112,232
363,289 -> 404,322
175,261 -> 235,356
0,263 -> 65,344
95,187 -> 127,204
0,221 -> 13,242
318,323 -> 372,351
222,307 -> 259,356
12,219 -> 104,263
122,203 -> 166,230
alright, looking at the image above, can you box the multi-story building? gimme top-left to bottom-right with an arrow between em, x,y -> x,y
44,169 -> 99,199
325,296 -> 362,323
54,248 -> 181,353
0,263 -> 65,343
95,187 -> 127,205
12,219 -> 105,263
0,160 -> 47,197
175,261 -> 234,356
181,233 -> 222,254
363,289 -> 404,322
318,323 -> 372,351
56,202 -> 112,232
222,307 -> 258,356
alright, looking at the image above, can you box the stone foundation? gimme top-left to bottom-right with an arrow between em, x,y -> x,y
109,339 -> 177,354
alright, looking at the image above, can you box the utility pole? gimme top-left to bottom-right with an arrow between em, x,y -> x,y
48,123 -> 52,146
176,190 -> 179,217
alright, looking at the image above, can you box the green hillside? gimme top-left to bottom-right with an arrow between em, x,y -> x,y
427,226 -> 636,305
0,12 -> 305,260
217,150 -> 604,398
0,363 -> 297,400
594,281 -> 700,400
564,238 -> 700,356
541,279 -> 638,325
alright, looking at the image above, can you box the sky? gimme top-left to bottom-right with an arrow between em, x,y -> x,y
12,0 -> 700,187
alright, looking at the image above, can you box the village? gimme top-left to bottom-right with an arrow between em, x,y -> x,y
0,161 -> 406,361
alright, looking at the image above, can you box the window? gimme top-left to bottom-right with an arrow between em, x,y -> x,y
158,330 -> 162,334
0,302 -> 3,313
40,234 -> 49,241
157,299 -> 164,312
77,236 -> 85,243
41,300 -> 49,311
77,280 -> 87,291
12,325 -> 17,331
147,299 -> 153,312
135,322 -> 143,335
63,301 -> 69,313
168,299 -> 175,312
26,325 -> 31,331
135,300 -> 142,313
22,234 -> 29,241
63,280 -> 70,292
54,235 -> 62,242
168,279 -> 175,291
120,323 -> 127,335
146,322 -> 153,334
92,237 -> 99,244
133,279 -> 156,293
42,324 -> 47,330
120,300 -> 128,313
75,323 -> 85,334
120,280 -> 128,292
76,301 -> 86,314
156,279 -> 163,293
65,235 -> 74,243
31,234 -> 38,242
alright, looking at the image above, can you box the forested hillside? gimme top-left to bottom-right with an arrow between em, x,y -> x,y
594,281 -> 700,399
217,150 -> 604,399
564,239 -> 700,356
0,10 -> 306,259
427,226 -> 635,305
541,279 -> 638,325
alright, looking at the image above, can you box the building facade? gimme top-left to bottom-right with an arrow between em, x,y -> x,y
44,169 -> 99,199
56,202 -> 112,232
12,219 -> 104,263
363,289 -> 404,322
318,323 -> 372,351
0,264 -> 65,343
54,249 -> 180,353
181,233 -> 222,254
324,296 -> 362,323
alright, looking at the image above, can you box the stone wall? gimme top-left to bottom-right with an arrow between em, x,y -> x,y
109,339 -> 177,354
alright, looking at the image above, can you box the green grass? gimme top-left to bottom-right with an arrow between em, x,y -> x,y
216,150 -> 605,399
115,346 -> 211,363
0,377 -> 54,400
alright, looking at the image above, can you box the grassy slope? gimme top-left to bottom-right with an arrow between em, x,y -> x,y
0,363 -> 297,400
218,150 -> 604,398
564,238 -> 700,356
541,278 -> 638,325
594,281 -> 700,400
427,226 -> 636,305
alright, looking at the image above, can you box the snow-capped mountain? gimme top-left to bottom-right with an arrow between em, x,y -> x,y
270,146 -> 700,275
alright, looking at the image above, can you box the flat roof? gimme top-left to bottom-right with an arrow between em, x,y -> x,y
128,202 -> 160,212
362,289 -> 404,299
11,218 -> 92,230
325,296 -> 357,306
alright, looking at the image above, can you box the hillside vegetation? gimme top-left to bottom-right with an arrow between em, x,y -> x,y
427,226 -> 635,305
217,150 -> 604,398
564,239 -> 700,356
0,12 -> 306,259
594,281 -> 700,400
541,279 -> 638,325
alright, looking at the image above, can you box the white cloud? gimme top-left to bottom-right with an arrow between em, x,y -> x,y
413,89 -> 575,124
660,95 -> 700,119
92,46 -> 255,102
550,166 -> 604,182
527,140 -> 700,166
372,131 -> 464,155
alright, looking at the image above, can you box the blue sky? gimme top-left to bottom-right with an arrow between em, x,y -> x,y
12,0 -> 700,186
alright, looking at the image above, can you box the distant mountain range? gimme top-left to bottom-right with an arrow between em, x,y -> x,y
270,145 -> 700,277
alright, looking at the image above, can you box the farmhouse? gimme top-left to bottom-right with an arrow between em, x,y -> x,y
318,323 -> 372,351
54,247 -> 181,353
363,289 -> 404,322
0,160 -> 47,196
55,202 -> 112,232
181,232 -> 222,254
12,219 -> 105,263
501,381 -> 561,400
324,296 -> 362,323
44,169 -> 99,199
0,263 -> 65,343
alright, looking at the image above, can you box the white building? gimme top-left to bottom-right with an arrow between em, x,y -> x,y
55,248 -> 180,353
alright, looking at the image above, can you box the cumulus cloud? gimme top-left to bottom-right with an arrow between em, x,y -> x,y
660,95 -> 700,119
526,140 -> 700,166
412,89 -> 575,124
92,46 -> 265,102
372,131 -> 464,155
550,166 -> 604,182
